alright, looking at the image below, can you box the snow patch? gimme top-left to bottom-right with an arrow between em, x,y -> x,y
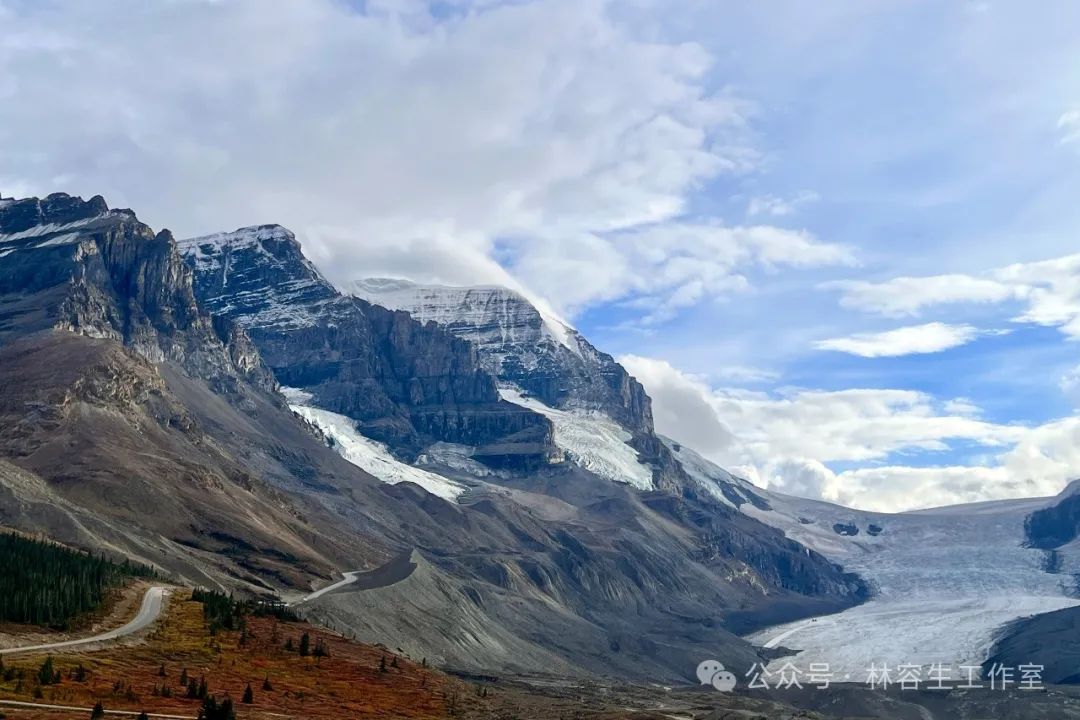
499,387 -> 654,490
178,226 -> 328,331
177,224 -> 295,258
283,391 -> 465,502
666,439 -> 760,508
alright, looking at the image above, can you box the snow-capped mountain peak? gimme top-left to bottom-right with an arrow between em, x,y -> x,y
350,277 -> 656,436
349,278 -> 581,358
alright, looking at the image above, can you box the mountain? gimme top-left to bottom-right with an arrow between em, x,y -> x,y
173,223 -> 868,670
178,226 -> 557,470
350,278 -> 688,491
0,194 -> 375,587
350,279 -> 653,432
0,196 -> 871,685
0,193 -> 271,390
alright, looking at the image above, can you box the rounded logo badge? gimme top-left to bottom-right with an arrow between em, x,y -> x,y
697,659 -> 737,692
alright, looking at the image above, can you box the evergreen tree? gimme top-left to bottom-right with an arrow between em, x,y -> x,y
180,668 -> 188,686
242,683 -> 253,704
137,713 -> 150,720
379,656 -> 388,673
91,702 -> 106,719
0,533 -> 155,629
197,695 -> 236,720
158,663 -> 166,677
262,675 -> 273,692
37,656 -> 55,686
390,656 -> 399,669
298,632 -> 310,657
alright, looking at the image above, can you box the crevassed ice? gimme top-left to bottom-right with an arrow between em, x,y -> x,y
282,389 -> 465,502
499,386 -> 654,491
674,437 -> 1080,676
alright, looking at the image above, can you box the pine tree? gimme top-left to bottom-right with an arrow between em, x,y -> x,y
390,656 -> 399,669
137,713 -> 150,720
379,656 -> 388,673
37,656 -> 55,686
262,675 -> 273,691
0,533 -> 155,629
158,663 -> 166,677
284,637 -> 294,652
242,683 -> 253,704
197,695 -> 237,720
91,702 -> 106,719
180,668 -> 189,686
298,632 -> 310,657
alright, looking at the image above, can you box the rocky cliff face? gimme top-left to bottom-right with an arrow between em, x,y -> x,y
0,193 -> 272,391
1025,481 -> 1080,550
352,279 -> 691,490
352,280 -> 654,432
179,226 -> 557,467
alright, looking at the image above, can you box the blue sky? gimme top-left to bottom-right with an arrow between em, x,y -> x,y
4,0 -> 1080,510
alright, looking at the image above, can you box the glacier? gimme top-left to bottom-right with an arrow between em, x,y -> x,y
500,387 -> 654,490
672,441 -> 1080,677
282,388 -> 466,502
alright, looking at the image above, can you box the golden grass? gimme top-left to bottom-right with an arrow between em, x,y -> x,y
0,593 -> 493,719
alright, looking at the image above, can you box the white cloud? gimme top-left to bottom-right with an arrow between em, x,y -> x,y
567,221 -> 855,324
621,353 -> 1079,512
1058,105 -> 1080,145
1059,365 -> 1080,407
823,274 -> 1018,317
0,0 -> 850,326
823,252 -> 1080,339
619,355 -> 735,455
814,322 -> 980,357
746,190 -> 819,217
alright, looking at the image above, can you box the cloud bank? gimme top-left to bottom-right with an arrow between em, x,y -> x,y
622,354 -> 1077,512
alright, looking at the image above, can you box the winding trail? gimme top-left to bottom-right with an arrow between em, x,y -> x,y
296,570 -> 362,604
0,585 -> 169,656
293,551 -> 419,606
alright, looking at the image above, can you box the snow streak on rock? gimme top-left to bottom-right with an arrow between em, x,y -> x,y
500,387 -> 653,490
283,388 -> 466,502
